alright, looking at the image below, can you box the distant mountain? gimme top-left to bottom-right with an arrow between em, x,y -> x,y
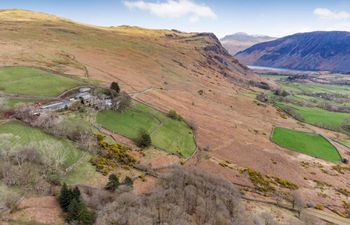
220,32 -> 276,55
235,31 -> 350,73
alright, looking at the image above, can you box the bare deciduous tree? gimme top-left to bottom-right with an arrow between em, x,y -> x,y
112,92 -> 131,112
292,191 -> 305,217
97,166 -> 256,225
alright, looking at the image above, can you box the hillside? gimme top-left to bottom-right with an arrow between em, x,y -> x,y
0,10 -> 256,85
1,9 -> 350,224
220,32 -> 275,55
235,31 -> 350,73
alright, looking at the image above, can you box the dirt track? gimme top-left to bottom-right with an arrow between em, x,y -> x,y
303,208 -> 350,225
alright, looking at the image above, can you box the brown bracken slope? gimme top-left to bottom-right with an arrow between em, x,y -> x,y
1,10 -> 349,216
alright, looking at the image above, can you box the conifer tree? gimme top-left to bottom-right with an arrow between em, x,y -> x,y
67,198 -> 95,225
105,174 -> 120,191
72,186 -> 81,201
67,199 -> 81,222
110,82 -> 120,93
124,176 -> 133,187
59,183 -> 72,212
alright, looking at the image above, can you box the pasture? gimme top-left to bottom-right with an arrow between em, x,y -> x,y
279,82 -> 350,95
272,127 -> 341,162
276,102 -> 350,130
96,102 -> 196,158
0,67 -> 80,97
269,78 -> 350,133
0,120 -> 95,184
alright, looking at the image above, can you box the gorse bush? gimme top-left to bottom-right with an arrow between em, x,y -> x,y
91,135 -> 136,175
240,168 -> 298,192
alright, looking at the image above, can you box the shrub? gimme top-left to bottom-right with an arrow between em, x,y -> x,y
240,168 -> 275,192
337,188 -> 350,197
139,173 -> 146,182
256,93 -> 268,103
332,165 -> 350,174
167,110 -> 182,121
254,81 -> 271,90
274,89 -> 289,97
314,204 -> 324,210
135,129 -> 152,148
274,177 -> 298,190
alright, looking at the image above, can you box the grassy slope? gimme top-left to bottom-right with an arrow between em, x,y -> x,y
0,10 -> 254,89
96,102 -> 196,157
272,127 -> 341,161
0,67 -> 80,96
0,120 -> 95,184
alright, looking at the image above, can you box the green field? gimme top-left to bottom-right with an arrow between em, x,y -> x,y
279,82 -> 350,95
276,102 -> 350,130
96,102 -> 196,158
269,78 -> 350,133
271,127 -> 341,162
0,120 -> 95,184
0,67 -> 81,96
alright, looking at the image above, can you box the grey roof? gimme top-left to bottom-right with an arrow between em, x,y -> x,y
40,100 -> 71,111
75,92 -> 92,100
79,87 -> 91,93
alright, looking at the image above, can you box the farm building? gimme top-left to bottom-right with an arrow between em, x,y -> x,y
40,100 -> 71,111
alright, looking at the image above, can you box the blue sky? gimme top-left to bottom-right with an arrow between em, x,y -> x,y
1,0 -> 350,38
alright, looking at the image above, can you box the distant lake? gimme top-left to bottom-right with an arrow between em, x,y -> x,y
248,65 -> 315,73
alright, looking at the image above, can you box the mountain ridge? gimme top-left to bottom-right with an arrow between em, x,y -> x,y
235,31 -> 350,73
220,32 -> 276,55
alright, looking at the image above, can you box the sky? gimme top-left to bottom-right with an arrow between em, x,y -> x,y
1,0 -> 350,38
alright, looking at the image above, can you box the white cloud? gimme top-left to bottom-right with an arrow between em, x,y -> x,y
314,8 -> 350,20
123,0 -> 217,22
